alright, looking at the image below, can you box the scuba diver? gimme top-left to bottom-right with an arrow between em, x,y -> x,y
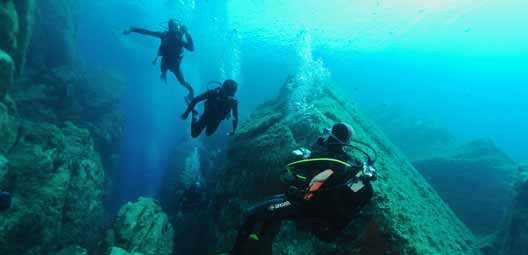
181,79 -> 239,138
0,191 -> 12,212
177,181 -> 207,211
124,19 -> 195,101
229,123 -> 378,255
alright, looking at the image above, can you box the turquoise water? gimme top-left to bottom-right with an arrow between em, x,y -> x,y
2,1 -> 527,254
75,0 -> 528,209
80,0 -> 527,165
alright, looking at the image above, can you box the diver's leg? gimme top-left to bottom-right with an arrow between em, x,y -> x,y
231,195 -> 301,255
191,114 -> 207,138
160,60 -> 168,83
205,119 -> 222,136
171,62 -> 194,99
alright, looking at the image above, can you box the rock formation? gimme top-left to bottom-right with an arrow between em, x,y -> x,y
208,75 -> 479,255
493,165 -> 527,255
414,139 -> 519,235
0,1 -> 123,254
105,197 -> 174,255
0,122 -> 106,254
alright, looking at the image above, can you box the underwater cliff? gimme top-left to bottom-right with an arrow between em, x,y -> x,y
1,1 -> 123,254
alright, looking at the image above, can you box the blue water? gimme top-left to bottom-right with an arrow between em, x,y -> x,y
76,0 -> 528,204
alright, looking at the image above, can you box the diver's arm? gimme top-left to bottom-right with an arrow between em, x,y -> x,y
181,92 -> 208,119
182,29 -> 194,51
230,100 -> 239,134
126,27 -> 164,38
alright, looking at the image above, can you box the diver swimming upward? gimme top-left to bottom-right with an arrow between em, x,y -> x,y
124,19 -> 195,101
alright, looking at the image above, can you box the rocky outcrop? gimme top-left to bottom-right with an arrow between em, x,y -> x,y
105,197 -> 174,255
369,104 -> 457,161
209,75 -> 478,254
494,165 -> 528,255
11,66 -> 124,172
0,121 -> 105,254
414,139 -> 518,235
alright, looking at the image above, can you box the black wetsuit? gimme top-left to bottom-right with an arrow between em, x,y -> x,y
183,88 -> 238,137
231,145 -> 374,255
129,27 -> 194,94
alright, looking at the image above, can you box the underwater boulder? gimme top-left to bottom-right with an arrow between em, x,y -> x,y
106,197 -> 174,255
0,121 -> 105,254
209,76 -> 478,255
414,139 -> 518,235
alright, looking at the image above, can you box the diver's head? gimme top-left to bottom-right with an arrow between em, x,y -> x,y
318,123 -> 355,150
0,191 -> 12,211
222,79 -> 238,97
168,19 -> 181,33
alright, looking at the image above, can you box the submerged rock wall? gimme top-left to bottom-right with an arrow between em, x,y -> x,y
414,139 -> 518,235
209,76 -> 478,255
0,121 -> 105,254
0,1 -> 124,254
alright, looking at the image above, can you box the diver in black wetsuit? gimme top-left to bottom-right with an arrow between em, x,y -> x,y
124,19 -> 195,100
178,181 -> 207,211
229,123 -> 377,255
181,79 -> 239,138
0,191 -> 12,212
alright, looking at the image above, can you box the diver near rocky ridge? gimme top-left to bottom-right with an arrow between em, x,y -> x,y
228,123 -> 377,255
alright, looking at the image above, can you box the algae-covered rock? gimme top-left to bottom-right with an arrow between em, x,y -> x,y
0,96 -> 19,153
210,75 -> 478,254
495,166 -> 528,255
0,121 -> 105,254
106,197 -> 174,255
53,245 -> 88,255
0,50 -> 14,98
414,139 -> 518,235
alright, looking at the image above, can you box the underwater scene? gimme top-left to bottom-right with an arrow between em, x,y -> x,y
1,0 -> 527,254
